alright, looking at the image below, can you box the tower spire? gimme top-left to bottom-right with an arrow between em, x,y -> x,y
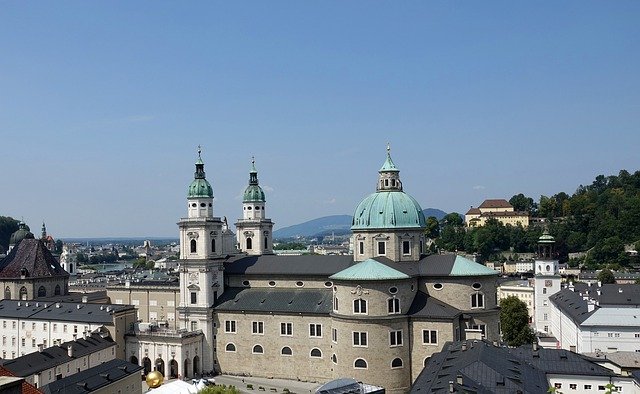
377,143 -> 402,191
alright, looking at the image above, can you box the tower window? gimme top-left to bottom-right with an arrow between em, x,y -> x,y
200,203 -> 206,207
246,237 -> 252,249
247,206 -> 252,210
190,292 -> 197,304
385,179 -> 389,186
391,179 -> 396,187
402,241 -> 410,255
359,241 -> 364,255
388,298 -> 401,314
471,293 -> 484,309
190,239 -> 197,253
264,237 -> 268,249
353,299 -> 367,314
211,238 -> 216,253
377,241 -> 386,255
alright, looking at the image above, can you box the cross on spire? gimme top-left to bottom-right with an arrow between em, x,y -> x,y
197,145 -> 202,159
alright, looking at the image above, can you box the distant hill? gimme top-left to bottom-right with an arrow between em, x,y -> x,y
274,208 -> 448,239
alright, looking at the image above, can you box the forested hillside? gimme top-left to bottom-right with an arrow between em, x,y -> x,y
432,170 -> 640,268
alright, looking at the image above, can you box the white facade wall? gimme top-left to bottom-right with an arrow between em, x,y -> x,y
547,374 -> 637,394
29,345 -> 116,388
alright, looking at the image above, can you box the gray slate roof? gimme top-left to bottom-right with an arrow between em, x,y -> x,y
214,287 -> 332,314
2,334 -> 115,377
41,358 -> 142,394
0,299 -> 133,324
411,340 -> 619,393
407,291 -> 461,320
0,239 -> 68,278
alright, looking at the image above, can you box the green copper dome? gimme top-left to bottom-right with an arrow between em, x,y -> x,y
9,222 -> 34,246
187,148 -> 213,198
243,158 -> 265,202
352,191 -> 426,230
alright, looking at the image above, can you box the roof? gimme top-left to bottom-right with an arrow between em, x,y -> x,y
224,255 -> 355,276
450,256 -> 499,276
407,291 -> 461,319
41,359 -> 142,394
0,299 -> 134,324
351,191 -> 426,230
214,287 -> 332,314
329,259 -> 410,281
465,207 -> 481,215
379,150 -> 399,172
582,308 -> 640,327
411,340 -> 618,393
0,239 -> 68,278
2,334 -> 115,377
0,366 -> 41,394
478,199 -> 512,209
584,351 -> 640,370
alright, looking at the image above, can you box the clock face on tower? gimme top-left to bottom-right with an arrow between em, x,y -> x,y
189,273 -> 198,284
545,280 -> 552,287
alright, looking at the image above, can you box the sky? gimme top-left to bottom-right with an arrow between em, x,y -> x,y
1,2 -> 639,238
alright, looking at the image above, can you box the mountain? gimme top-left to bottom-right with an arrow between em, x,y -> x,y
274,215 -> 353,239
274,208 -> 448,239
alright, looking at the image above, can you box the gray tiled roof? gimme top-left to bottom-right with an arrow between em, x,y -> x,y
2,334 -> 115,377
41,358 -> 143,394
0,300 -> 134,324
407,291 -> 461,320
214,287 -> 332,314
411,340 -> 618,393
0,239 -> 68,278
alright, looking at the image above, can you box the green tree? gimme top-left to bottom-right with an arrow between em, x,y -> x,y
0,216 -> 20,251
509,193 -> 537,214
597,268 -> 616,284
425,216 -> 440,239
500,296 -> 535,347
199,385 -> 240,394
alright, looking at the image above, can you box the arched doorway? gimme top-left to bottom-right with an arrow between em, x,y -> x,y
170,359 -> 178,378
142,357 -> 152,375
54,284 -> 61,296
184,359 -> 191,379
130,356 -> 139,365
4,287 -> 10,300
193,355 -> 200,377
155,358 -> 165,376
37,286 -> 46,297
19,287 -> 27,300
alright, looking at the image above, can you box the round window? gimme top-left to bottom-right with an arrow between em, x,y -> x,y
472,282 -> 482,290
546,265 -> 551,272
200,203 -> 206,207
433,283 -> 443,290
191,203 -> 197,207
325,281 -> 333,288
296,281 -> 304,287
242,280 -> 250,286
268,281 -> 276,287
389,287 -> 398,294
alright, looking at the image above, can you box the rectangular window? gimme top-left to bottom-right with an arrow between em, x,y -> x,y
390,330 -> 403,347
423,330 -> 438,345
149,300 -> 157,306
309,323 -> 322,338
554,383 -> 562,389
21,338 -> 25,347
131,299 -> 140,306
190,321 -> 198,331
542,288 -> 547,294
252,321 -> 264,335
359,242 -> 364,255
190,292 -> 197,304
569,384 -> 577,390
167,300 -> 175,307
53,324 -> 57,332
333,297 -> 339,312
353,331 -> 368,347
63,325 -> 67,333
332,328 -> 337,343
471,293 -> 484,308
402,241 -> 410,255
388,298 -> 401,314
377,241 -> 386,255
280,322 -> 293,336
354,299 -> 367,314
544,313 -> 548,320
225,320 -> 237,333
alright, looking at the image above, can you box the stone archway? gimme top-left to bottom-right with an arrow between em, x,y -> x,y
142,357 -> 152,375
155,358 -> 165,376
184,358 -> 191,379
170,359 -> 179,378
130,356 -> 139,365
193,355 -> 200,377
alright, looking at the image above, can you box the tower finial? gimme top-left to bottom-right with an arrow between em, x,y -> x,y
387,142 -> 391,155
197,145 -> 202,159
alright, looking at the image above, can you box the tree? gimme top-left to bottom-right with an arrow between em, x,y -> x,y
425,216 -> 440,239
199,385 -> 240,394
500,296 -> 535,347
597,268 -> 616,284
509,193 -> 537,214
0,216 -> 20,251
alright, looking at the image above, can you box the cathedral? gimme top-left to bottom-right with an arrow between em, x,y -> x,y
120,147 -> 500,393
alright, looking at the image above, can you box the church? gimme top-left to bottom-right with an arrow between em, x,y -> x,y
113,147 -> 500,393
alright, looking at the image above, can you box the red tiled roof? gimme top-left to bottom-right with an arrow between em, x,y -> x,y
465,207 -> 481,215
0,239 -> 68,279
0,366 -> 42,394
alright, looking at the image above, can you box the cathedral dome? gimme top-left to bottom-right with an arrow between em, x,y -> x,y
352,191 -> 426,230
9,222 -> 34,246
243,185 -> 265,202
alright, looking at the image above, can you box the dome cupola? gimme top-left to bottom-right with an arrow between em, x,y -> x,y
188,147 -> 213,198
9,222 -> 34,248
243,158 -> 266,203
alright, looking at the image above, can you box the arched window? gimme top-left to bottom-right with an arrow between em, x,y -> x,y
19,287 -> 27,300
211,238 -> 216,253
310,348 -> 322,358
246,237 -> 252,250
68,263 -> 74,274
264,237 -> 268,249
190,239 -> 197,253
37,286 -> 46,297
54,284 -> 61,296
353,299 -> 367,314
4,287 -> 10,300
471,293 -> 485,309
225,343 -> 236,352
281,346 -> 292,356
331,354 -> 337,364
391,358 -> 403,368
252,344 -> 263,354
354,359 -> 367,369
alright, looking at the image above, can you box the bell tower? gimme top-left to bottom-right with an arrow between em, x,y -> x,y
235,158 -> 274,255
534,229 -> 561,334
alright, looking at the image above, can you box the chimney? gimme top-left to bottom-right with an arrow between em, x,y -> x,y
456,375 -> 463,385
25,302 -> 29,307
597,289 -> 601,296
598,281 -> 602,287
17,301 -> 21,307
82,296 -> 88,303
67,345 -> 74,358
56,303 -> 61,308
587,301 -> 596,312
38,344 -> 44,352
619,288 -> 623,293
76,304 -> 81,310
449,381 -> 455,393
533,342 -> 538,351
461,342 -> 467,351
35,302 -> 39,307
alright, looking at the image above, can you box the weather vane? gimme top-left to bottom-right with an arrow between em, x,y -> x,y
197,145 -> 202,159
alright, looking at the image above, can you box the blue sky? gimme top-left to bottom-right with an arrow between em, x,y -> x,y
1,2 -> 639,237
